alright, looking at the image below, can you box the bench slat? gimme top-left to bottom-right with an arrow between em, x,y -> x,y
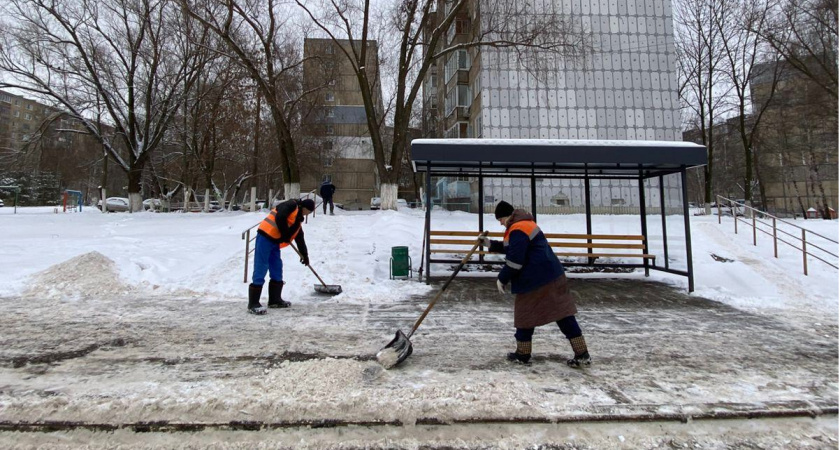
430,230 -> 645,241
430,239 -> 645,250
429,249 -> 655,259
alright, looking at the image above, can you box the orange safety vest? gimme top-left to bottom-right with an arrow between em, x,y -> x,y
257,206 -> 300,247
503,220 -> 541,248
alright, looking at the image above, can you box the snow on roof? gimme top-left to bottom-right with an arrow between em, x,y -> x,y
411,138 -> 704,149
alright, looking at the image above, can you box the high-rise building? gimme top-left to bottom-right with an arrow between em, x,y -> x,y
301,38 -> 384,210
421,0 -> 684,211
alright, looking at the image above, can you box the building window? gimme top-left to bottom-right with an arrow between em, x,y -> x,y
325,92 -> 334,102
13,111 -> 19,118
24,113 -> 31,120
444,85 -> 471,116
322,174 -> 332,183
325,44 -> 334,55
328,78 -> 336,86
25,104 -> 32,110
444,121 -> 469,139
445,49 -> 470,82
326,107 -> 335,118
326,124 -> 334,135
323,156 -> 333,167
0,94 -> 11,103
471,74 -> 481,99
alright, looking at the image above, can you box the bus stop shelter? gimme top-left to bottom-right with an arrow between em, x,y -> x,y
411,139 -> 708,292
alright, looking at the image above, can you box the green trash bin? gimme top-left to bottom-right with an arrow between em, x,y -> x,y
390,246 -> 412,279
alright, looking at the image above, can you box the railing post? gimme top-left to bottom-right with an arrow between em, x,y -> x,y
244,229 -> 251,283
802,229 -> 808,276
773,218 -> 778,258
733,200 -> 738,234
752,214 -> 757,246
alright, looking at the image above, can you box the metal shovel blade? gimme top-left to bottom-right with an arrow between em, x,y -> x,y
376,330 -> 413,369
314,284 -> 342,295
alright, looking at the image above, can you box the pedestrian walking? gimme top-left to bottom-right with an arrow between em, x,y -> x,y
247,198 -> 315,315
319,179 -> 337,215
480,201 -> 592,368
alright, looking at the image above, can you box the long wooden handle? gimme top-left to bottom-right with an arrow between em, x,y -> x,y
289,243 -> 330,287
407,231 -> 488,338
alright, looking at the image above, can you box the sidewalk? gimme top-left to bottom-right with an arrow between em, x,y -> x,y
0,278 -> 836,433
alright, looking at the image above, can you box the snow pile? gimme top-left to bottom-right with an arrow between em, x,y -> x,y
23,251 -> 134,300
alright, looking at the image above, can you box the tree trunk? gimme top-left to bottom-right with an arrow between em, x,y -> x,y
127,162 -> 146,213
381,183 -> 399,211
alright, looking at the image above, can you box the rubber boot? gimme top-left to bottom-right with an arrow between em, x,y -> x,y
248,284 -> 267,315
507,340 -> 532,364
268,280 -> 291,308
566,336 -> 591,368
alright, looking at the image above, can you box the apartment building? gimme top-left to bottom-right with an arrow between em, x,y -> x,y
421,0 -> 685,211
300,38 -> 384,210
749,61 -> 838,216
0,90 -> 117,204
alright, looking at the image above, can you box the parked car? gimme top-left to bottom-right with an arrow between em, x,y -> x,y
370,196 -> 381,210
397,198 -> 408,209
143,198 -> 162,211
0,199 -> 4,207
98,197 -> 130,212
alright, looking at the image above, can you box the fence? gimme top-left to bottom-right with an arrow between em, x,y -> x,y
716,195 -> 838,275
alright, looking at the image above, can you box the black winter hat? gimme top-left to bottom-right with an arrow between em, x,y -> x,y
299,198 -> 316,211
494,201 -> 514,219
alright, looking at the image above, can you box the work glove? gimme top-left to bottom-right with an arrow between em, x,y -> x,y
496,279 -> 508,295
478,235 -> 492,246
300,254 -> 310,266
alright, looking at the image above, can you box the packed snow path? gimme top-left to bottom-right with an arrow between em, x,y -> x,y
0,279 -> 835,429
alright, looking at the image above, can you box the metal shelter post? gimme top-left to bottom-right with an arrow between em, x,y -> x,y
681,166 -> 695,292
584,165 -> 593,263
530,165 -> 537,222
424,162 -> 432,284
478,167 -> 485,263
659,175 -> 669,270
638,167 -> 650,276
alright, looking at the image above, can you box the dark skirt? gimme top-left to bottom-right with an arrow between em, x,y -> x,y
514,274 -> 577,328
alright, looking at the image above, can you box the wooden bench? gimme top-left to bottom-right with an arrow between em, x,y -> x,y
428,230 -> 656,263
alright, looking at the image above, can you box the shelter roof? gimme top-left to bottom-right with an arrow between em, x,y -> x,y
411,139 -> 707,178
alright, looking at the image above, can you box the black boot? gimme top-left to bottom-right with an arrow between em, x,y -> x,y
506,340 -> 532,364
268,280 -> 291,308
248,284 -> 267,315
566,336 -> 591,368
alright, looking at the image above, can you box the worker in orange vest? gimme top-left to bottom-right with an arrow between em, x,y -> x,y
248,198 -> 315,315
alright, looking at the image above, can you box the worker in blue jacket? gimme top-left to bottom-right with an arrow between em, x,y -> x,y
481,201 -> 591,368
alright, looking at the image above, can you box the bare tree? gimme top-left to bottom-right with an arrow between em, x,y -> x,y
296,0 -> 590,210
181,0 -> 326,200
675,0 -> 733,210
0,0 -> 205,211
761,0 -> 837,98
714,0 -> 782,207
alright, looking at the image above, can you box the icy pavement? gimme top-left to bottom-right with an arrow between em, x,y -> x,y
0,277 -> 836,447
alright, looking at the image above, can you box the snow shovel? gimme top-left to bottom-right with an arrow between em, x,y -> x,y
376,231 -> 488,369
289,243 -> 342,295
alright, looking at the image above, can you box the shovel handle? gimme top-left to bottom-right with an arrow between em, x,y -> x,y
408,231 -> 488,339
289,243 -> 330,287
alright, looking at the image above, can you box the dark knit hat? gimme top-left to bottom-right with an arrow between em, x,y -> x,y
494,201 -> 514,219
299,198 -> 316,211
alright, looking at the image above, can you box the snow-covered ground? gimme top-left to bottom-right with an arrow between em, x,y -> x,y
1,205 -> 836,317
0,206 -> 837,448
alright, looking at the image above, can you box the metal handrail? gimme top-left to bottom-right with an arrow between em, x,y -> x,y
716,195 -> 838,274
241,221 -> 261,283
